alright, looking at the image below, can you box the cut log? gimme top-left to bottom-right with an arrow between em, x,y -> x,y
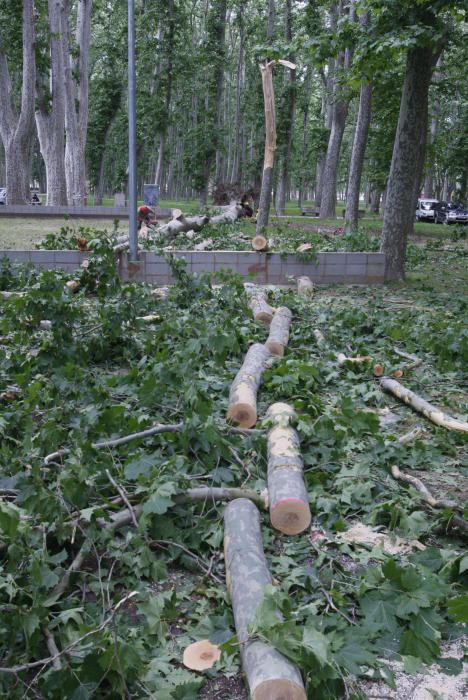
252,234 -> 269,251
296,276 -> 313,296
39,320 -> 52,330
373,363 -> 384,377
183,640 -> 221,670
210,202 -> 244,225
172,208 -> 183,220
227,343 -> 272,428
265,306 -> 292,357
296,243 -> 313,253
337,353 -> 372,366
313,329 -> 325,346
380,377 -> 468,433
158,213 -> 210,237
266,403 -> 311,535
224,498 -> 306,700
244,284 -> 275,325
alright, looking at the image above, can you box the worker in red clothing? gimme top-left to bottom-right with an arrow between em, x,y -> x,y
137,205 -> 155,229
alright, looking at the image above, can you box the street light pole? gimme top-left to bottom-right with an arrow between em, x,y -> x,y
128,0 -> 138,261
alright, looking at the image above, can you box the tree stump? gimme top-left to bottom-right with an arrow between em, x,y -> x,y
265,306 -> 292,357
266,403 -> 311,535
227,343 -> 271,428
224,498 -> 306,700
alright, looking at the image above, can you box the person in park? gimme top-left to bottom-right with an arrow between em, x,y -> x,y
137,204 -> 155,229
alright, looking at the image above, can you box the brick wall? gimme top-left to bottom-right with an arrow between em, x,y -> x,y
0,250 -> 386,284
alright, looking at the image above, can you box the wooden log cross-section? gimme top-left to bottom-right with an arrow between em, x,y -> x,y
266,403 -> 311,535
265,306 -> 292,357
224,498 -> 307,700
244,284 -> 275,325
227,343 -> 272,428
380,377 -> 468,433
296,276 -> 314,296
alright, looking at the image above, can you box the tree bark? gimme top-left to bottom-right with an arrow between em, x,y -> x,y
266,403 -> 311,535
35,0 -> 68,206
381,44 -> 442,279
265,306 -> 292,357
380,377 -> 468,433
345,81 -> 372,232
370,189 -> 381,214
0,0 -> 36,204
244,285 -> 275,325
63,0 -> 93,206
256,60 -> 277,234
275,0 -> 296,216
227,343 -> 272,428
224,498 -> 306,700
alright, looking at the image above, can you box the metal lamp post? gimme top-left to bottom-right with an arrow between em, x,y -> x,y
128,0 -> 138,261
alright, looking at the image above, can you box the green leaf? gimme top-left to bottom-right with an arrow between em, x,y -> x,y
459,556 -> 468,574
302,624 -> 330,667
446,595 -> 468,623
0,502 -> 21,538
438,657 -> 463,676
403,655 -> 423,674
125,453 -> 159,480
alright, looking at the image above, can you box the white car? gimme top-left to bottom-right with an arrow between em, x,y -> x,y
415,198 -> 438,221
0,187 -> 6,205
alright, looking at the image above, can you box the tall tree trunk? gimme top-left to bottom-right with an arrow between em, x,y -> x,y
370,189 -> 381,214
63,0 -> 92,205
381,45 -> 442,280
0,0 -> 36,204
35,0 -> 68,206
275,0 -> 296,216
256,0 -> 276,233
154,0 -> 175,189
230,4 -> 245,184
199,0 -> 227,206
345,81 -> 372,232
423,98 -> 440,197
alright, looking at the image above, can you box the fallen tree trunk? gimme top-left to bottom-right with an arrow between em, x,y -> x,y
227,343 -> 272,428
158,212 -> 210,237
265,306 -> 292,357
380,377 -> 468,433
244,284 -> 275,324
337,353 -> 372,366
266,403 -> 311,535
210,202 -> 244,225
224,498 -> 306,700
313,329 -> 325,347
296,276 -> 313,296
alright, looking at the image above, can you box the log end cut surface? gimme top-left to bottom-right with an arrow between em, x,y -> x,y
227,403 -> 257,428
253,678 -> 307,700
270,497 -> 311,535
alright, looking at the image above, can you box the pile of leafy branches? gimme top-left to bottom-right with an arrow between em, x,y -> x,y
0,250 -> 466,699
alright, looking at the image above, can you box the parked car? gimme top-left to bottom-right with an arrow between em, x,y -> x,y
415,198 -> 439,221
433,201 -> 468,224
0,187 -> 6,205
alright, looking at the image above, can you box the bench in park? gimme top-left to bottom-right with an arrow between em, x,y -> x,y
301,206 -> 320,217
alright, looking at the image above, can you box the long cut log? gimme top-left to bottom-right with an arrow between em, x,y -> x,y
224,498 -> 306,700
265,306 -> 292,357
227,343 -> 272,428
244,284 -> 275,325
380,377 -> 468,433
266,403 -> 311,535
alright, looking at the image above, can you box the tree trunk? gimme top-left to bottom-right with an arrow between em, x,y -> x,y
199,0 -> 227,206
256,61 -> 277,233
370,189 -> 381,214
381,45 -> 442,280
35,0 -> 68,206
227,343 -> 272,428
345,81 -> 372,232
266,403 -> 311,535
422,100 -> 440,197
224,499 -> 306,700
0,0 -> 36,204
380,377 -> 468,433
63,0 -> 92,206
275,0 -> 296,216
265,306 -> 292,357
230,5 -> 244,184
244,285 -> 275,324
